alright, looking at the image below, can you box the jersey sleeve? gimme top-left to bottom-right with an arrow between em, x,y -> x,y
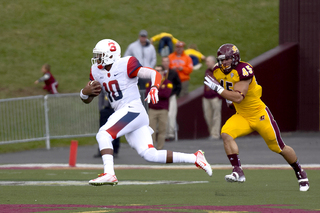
127,56 -> 143,78
89,68 -> 95,81
172,37 -> 179,44
235,62 -> 254,81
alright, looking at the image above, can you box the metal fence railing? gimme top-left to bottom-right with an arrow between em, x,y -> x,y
0,95 -> 46,144
0,94 -> 99,149
44,93 -> 100,149
0,91 -> 148,150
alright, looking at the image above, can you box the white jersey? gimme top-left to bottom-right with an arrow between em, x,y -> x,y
90,56 -> 142,111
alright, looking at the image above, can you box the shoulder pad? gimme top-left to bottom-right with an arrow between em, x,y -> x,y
235,62 -> 254,80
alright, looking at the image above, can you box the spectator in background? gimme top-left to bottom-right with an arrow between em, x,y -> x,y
202,56 -> 222,140
185,44 -> 206,70
145,65 -> 172,150
94,91 -> 120,158
124,30 -> 157,89
161,56 -> 181,142
34,64 -> 59,94
168,41 -> 193,97
150,32 -> 179,57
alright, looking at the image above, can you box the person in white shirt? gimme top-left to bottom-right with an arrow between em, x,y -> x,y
124,30 -> 157,89
80,39 -> 213,186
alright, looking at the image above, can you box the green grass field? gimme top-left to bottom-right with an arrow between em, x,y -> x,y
0,0 -> 278,99
0,0 -> 279,152
0,168 -> 319,212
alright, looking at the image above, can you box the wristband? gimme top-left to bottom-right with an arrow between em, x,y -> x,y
217,85 -> 225,95
80,89 -> 89,100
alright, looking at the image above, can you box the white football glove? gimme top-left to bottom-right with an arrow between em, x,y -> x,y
204,75 -> 225,94
145,87 -> 159,104
226,99 -> 235,110
226,99 -> 232,105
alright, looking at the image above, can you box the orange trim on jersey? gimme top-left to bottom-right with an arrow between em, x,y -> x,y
130,67 -> 141,78
90,68 -> 95,81
153,70 -> 162,89
127,56 -> 143,78
148,144 -> 155,148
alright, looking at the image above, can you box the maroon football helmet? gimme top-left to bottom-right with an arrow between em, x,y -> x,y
217,44 -> 241,74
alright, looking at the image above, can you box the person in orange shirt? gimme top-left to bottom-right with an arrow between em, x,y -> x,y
168,41 -> 193,97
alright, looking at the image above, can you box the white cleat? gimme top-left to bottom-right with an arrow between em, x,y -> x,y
89,173 -> 118,186
225,167 -> 246,183
298,178 -> 309,192
194,150 -> 212,177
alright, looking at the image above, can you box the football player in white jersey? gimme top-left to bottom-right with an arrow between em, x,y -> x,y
80,39 -> 213,185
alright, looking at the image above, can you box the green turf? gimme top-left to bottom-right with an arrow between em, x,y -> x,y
0,0 -> 279,153
0,168 -> 319,212
0,0 -> 278,99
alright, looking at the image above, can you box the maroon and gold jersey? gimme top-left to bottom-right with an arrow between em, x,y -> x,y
212,61 -> 266,117
215,61 -> 286,153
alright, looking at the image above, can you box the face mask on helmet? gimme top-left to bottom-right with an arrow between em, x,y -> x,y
217,44 -> 240,74
91,39 -> 121,69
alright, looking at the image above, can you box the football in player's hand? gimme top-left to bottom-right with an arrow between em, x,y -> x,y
89,80 -> 102,97
89,80 -> 99,86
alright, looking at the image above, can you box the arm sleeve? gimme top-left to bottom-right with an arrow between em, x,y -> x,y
38,73 -> 51,82
172,37 -> 179,44
137,67 -> 161,89
151,34 -> 160,42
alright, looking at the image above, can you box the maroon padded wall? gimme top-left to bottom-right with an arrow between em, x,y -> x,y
250,43 -> 299,131
176,85 -> 236,139
280,0 -> 320,130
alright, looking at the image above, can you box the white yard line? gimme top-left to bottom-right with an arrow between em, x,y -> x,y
0,163 -> 319,169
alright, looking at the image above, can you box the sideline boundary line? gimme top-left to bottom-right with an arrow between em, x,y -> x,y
0,164 -> 319,170
0,180 -> 209,186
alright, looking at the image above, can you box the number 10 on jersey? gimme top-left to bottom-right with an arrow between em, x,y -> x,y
103,80 -> 123,102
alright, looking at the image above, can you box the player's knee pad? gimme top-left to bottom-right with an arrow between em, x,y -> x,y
140,148 -> 167,163
96,130 -> 113,151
